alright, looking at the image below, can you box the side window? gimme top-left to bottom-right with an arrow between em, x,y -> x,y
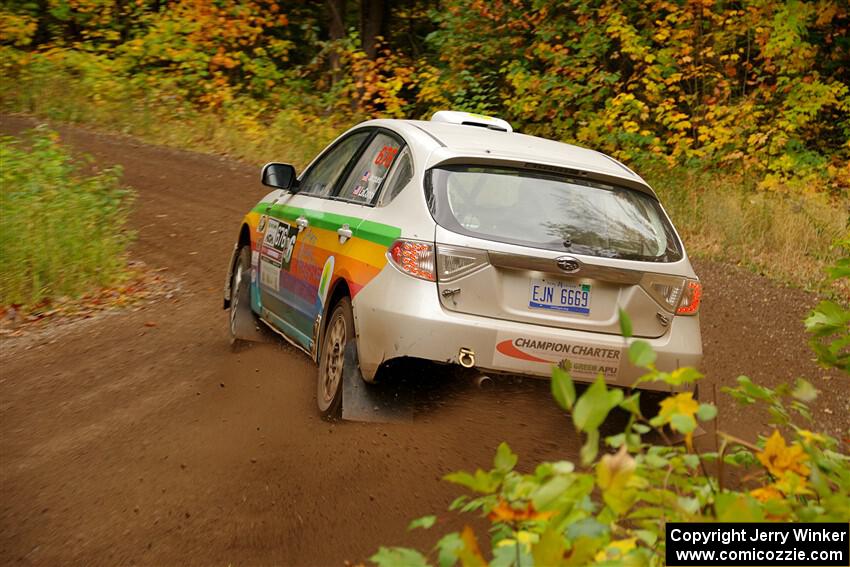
381,148 -> 413,205
299,131 -> 371,198
336,133 -> 403,203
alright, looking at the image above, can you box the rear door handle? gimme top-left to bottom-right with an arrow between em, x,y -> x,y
296,216 -> 309,231
337,224 -> 353,244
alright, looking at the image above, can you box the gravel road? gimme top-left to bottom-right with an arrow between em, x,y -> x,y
1,115 -> 846,566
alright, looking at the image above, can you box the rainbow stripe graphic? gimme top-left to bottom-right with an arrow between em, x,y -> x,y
243,204 -> 401,351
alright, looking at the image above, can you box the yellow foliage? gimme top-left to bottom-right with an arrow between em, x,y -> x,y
0,11 -> 37,46
757,430 -> 811,478
659,392 -> 699,421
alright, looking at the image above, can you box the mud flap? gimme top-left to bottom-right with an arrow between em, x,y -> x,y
341,342 -> 413,423
231,306 -> 266,342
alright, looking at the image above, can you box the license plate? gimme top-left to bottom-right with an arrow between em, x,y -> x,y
529,278 -> 591,315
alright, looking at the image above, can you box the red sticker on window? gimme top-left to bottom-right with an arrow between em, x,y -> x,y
374,145 -> 398,168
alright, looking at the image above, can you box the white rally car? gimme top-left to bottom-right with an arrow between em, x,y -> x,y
225,111 -> 702,417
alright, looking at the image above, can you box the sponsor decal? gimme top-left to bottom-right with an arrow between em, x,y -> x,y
261,218 -> 297,270
257,214 -> 268,233
352,170 -> 384,200
373,145 -> 398,168
259,218 -> 298,291
494,333 -> 621,379
317,256 -> 335,308
259,259 -> 280,291
352,170 -> 371,198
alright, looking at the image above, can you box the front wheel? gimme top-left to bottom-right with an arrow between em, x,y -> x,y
317,297 -> 354,418
228,246 -> 253,349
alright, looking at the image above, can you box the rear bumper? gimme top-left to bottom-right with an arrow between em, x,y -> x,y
353,266 -> 702,391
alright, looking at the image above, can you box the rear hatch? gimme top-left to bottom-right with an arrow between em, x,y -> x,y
428,164 -> 692,339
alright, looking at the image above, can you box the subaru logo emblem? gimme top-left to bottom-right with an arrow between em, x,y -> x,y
556,256 -> 581,273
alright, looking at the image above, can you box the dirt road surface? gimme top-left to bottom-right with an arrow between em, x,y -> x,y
1,115 -> 847,566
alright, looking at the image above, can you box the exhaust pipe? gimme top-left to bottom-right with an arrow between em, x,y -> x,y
473,374 -> 493,389
458,347 -> 475,368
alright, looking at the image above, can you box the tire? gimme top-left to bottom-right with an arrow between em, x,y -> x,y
228,246 -> 253,349
317,297 -> 354,418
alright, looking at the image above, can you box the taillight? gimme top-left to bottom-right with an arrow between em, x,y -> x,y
641,275 -> 702,315
676,280 -> 702,315
436,245 -> 489,282
388,239 -> 435,281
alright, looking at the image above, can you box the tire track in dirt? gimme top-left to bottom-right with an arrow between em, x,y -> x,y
1,115 -> 846,566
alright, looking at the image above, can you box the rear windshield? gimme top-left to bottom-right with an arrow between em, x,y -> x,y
426,165 -> 683,262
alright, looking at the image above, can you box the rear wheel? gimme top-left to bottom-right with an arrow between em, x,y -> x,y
317,297 -> 354,418
228,246 -> 253,349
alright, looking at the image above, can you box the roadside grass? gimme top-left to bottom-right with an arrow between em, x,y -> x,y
0,50 -> 344,170
2,60 -> 847,296
0,127 -> 135,307
647,164 -> 849,295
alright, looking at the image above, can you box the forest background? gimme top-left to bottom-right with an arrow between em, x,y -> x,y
1,0 -> 848,293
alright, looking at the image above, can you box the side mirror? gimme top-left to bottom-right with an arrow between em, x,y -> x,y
261,162 -> 298,191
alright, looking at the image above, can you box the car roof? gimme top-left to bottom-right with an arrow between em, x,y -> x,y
405,119 -> 641,179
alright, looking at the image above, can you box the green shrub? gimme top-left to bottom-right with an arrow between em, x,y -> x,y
0,127 -> 135,307
372,274 -> 850,566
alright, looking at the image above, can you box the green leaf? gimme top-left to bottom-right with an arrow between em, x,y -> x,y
735,375 -> 772,401
618,308 -> 633,338
628,340 -> 656,367
443,471 -> 475,489
565,536 -> 604,566
696,403 -> 718,421
551,365 -> 576,410
493,442 -> 518,473
805,300 -> 849,336
792,378 -> 818,402
435,532 -> 463,567
573,375 -> 624,432
532,528 -> 567,567
371,547 -> 430,567
448,495 -> 468,511
581,428 -> 600,465
606,433 -> 625,448
534,462 -> 553,479
826,257 -> 850,280
532,475 -> 572,511
552,460 -> 575,474
714,493 -> 765,522
670,413 -> 696,433
408,515 -> 437,531
643,451 -> 669,468
635,529 -> 658,546
567,518 -> 609,540
443,469 -> 499,493
667,367 -> 703,385
677,496 -> 700,514
683,454 -> 700,468
491,543 -> 522,567
619,393 -> 641,415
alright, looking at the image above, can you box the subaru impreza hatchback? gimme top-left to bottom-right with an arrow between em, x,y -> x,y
224,111 -> 702,416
